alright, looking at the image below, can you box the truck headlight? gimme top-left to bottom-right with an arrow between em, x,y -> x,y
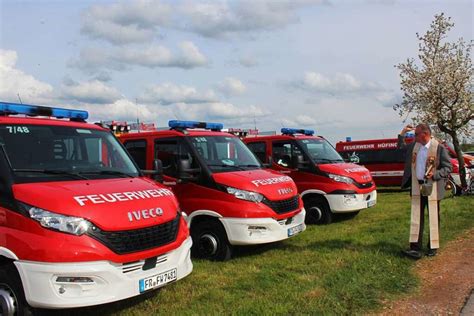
328,173 -> 354,184
28,206 -> 91,236
226,187 -> 264,203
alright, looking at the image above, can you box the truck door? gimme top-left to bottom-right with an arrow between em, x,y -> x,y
271,141 -> 309,185
154,137 -> 201,213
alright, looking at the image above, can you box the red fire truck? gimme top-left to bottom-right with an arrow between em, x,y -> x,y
335,137 -> 470,193
243,128 -> 377,225
118,121 -> 306,261
0,102 -> 192,313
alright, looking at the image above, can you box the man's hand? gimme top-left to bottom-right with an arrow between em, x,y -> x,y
425,171 -> 433,179
400,124 -> 414,136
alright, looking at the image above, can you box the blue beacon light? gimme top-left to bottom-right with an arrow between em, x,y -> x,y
281,128 -> 315,136
168,120 -> 223,131
0,101 -> 88,120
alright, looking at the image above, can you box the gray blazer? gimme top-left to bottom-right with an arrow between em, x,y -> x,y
397,135 -> 452,198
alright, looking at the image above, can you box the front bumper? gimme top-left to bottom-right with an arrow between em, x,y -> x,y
219,208 -> 306,246
325,190 -> 377,213
16,236 -> 193,309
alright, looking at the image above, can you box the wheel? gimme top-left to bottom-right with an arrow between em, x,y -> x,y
191,220 -> 233,261
0,263 -> 34,316
304,196 -> 333,225
445,179 -> 457,197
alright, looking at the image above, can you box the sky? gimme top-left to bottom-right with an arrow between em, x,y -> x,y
0,0 -> 472,144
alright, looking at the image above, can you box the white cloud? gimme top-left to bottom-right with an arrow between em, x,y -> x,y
239,55 -> 259,67
216,77 -> 247,96
60,80 -> 123,104
177,0 -> 326,38
81,0 -> 171,45
0,49 -> 54,104
301,72 -> 365,93
80,0 -> 326,43
172,102 -> 269,124
140,83 -> 218,105
70,42 -> 208,73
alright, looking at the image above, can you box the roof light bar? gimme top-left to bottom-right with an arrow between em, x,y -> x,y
0,101 -> 88,120
168,120 -> 223,131
281,127 -> 314,136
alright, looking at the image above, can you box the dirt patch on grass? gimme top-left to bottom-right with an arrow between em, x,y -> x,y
378,228 -> 474,315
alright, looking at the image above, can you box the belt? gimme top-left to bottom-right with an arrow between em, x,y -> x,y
418,180 -> 425,184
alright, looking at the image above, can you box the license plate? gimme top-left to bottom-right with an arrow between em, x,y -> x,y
139,268 -> 177,293
288,223 -> 304,237
367,200 -> 376,208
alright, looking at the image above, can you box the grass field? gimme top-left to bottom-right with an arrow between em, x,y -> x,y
81,190 -> 473,315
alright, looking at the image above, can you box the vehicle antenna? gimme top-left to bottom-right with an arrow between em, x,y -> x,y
17,93 -> 23,104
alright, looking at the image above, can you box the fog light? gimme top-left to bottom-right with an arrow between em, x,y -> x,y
343,194 -> 357,205
56,276 -> 94,283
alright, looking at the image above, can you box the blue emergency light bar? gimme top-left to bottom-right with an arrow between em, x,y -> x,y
0,101 -> 88,120
281,128 -> 314,136
168,120 -> 223,131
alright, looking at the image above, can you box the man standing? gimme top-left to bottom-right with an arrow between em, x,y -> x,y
398,124 -> 452,259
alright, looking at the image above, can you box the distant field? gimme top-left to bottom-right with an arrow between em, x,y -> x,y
61,192 -> 474,315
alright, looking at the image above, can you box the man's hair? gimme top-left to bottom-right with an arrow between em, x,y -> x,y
416,123 -> 431,135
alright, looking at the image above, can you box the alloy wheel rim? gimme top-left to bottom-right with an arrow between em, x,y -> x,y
199,234 -> 218,257
0,285 -> 17,316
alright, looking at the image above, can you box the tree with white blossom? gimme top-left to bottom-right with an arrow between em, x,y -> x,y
395,13 -> 473,190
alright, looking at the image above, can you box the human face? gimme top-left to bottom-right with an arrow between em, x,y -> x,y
414,127 -> 430,145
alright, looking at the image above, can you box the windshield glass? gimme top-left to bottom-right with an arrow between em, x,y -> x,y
0,124 -> 139,183
297,138 -> 344,163
189,135 -> 261,172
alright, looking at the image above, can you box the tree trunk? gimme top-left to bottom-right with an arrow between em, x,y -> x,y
451,133 -> 468,190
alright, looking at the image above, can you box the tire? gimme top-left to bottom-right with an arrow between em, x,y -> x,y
0,263 -> 34,316
191,220 -> 233,261
304,196 -> 333,225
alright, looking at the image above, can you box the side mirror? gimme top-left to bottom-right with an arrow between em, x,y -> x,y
178,159 -> 200,181
292,154 -> 309,170
262,156 -> 273,168
141,159 -> 164,183
153,159 -> 163,182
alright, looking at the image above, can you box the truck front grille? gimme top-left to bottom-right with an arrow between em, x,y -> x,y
262,195 -> 300,214
87,213 -> 180,254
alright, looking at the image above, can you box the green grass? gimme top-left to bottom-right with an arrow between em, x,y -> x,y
83,192 -> 473,315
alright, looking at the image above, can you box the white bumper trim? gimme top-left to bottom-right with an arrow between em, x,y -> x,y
219,209 -> 306,246
325,190 -> 377,213
15,236 -> 193,309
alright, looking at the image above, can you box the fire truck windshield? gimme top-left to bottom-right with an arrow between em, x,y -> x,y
189,135 -> 262,172
0,124 -> 139,183
297,138 -> 344,164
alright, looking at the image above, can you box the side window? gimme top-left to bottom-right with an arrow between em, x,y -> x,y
155,139 -> 179,178
247,142 -> 267,163
273,142 -> 292,168
346,148 -> 407,165
124,139 -> 147,170
84,137 -> 102,164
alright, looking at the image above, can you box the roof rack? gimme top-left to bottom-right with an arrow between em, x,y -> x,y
0,101 -> 88,121
281,127 -> 314,136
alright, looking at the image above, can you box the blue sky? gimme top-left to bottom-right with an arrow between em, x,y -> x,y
0,0 -> 472,143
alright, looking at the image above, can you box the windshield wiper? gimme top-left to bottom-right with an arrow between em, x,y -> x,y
207,164 -> 247,171
236,164 -> 261,168
13,169 -> 90,180
80,170 -> 135,178
313,158 -> 344,163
